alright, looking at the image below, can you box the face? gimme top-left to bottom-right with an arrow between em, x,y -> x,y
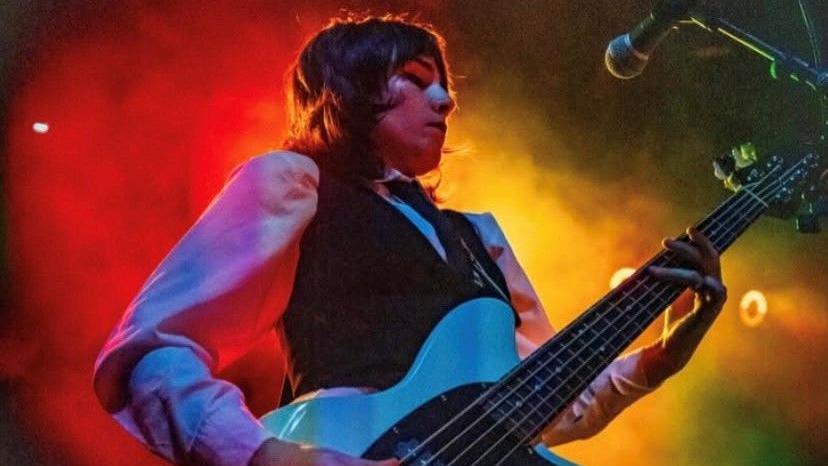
371,55 -> 455,177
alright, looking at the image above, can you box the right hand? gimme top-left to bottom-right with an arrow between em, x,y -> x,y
249,438 -> 399,466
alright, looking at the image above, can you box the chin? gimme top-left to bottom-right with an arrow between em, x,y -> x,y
413,153 -> 442,176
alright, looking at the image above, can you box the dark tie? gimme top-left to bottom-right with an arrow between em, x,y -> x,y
385,180 -> 474,279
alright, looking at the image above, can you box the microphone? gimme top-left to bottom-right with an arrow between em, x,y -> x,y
605,0 -> 696,79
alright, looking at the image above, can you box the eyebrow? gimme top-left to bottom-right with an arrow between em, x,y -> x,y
405,57 -> 443,84
404,58 -> 443,81
411,57 -> 436,72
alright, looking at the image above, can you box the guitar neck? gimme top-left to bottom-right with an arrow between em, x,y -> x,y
483,182 -> 776,443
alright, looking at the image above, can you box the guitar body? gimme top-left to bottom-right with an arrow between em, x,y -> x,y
260,298 -> 575,465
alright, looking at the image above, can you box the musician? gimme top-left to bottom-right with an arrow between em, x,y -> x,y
93,14 -> 727,466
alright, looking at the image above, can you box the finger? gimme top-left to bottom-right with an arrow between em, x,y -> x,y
687,227 -> 720,275
648,265 -> 704,290
662,237 -> 703,269
697,275 -> 727,305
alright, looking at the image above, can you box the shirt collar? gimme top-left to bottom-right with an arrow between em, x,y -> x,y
372,167 -> 416,184
366,167 -> 426,200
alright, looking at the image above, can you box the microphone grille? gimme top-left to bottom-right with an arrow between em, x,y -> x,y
605,34 -> 649,79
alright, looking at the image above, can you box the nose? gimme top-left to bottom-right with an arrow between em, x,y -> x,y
427,84 -> 455,116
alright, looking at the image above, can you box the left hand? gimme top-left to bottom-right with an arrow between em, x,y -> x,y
640,226 -> 728,386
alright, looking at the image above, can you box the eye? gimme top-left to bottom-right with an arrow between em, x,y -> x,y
401,72 -> 428,88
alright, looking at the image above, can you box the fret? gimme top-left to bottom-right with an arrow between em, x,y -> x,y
603,315 -> 622,334
557,343 -> 580,363
507,397 -> 531,418
527,366 -> 556,394
560,366 -> 588,388
520,246 -> 697,430
719,206 -> 763,251
523,386 -> 558,413
619,300 -> 637,313
585,314 -> 610,328
534,361 -> 557,379
585,338 -> 610,359
486,363 -> 570,427
534,368 -> 561,395
523,379 -> 566,408
494,379 -> 536,404
495,397 -> 528,420
487,409 -> 537,440
534,394 -> 559,413
468,153 -> 819,449
485,388 -> 550,437
492,403 -> 511,419
699,215 -> 727,247
704,190 -> 766,253
643,281 -> 661,295
614,301 -> 637,321
581,323 -> 602,340
508,422 -> 533,441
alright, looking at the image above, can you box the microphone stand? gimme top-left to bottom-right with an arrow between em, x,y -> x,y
682,6 -> 828,233
685,8 -> 828,99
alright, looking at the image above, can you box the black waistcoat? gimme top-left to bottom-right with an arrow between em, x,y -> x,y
282,171 -> 516,397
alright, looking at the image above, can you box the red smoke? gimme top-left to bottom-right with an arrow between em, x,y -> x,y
4,2 -> 384,464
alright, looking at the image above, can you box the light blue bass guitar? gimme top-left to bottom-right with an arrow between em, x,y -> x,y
260,153 -> 819,465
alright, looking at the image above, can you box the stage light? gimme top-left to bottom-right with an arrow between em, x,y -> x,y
609,267 -> 636,289
739,290 -> 768,327
33,122 -> 49,134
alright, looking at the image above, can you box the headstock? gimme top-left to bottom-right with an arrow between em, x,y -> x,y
714,145 -> 824,221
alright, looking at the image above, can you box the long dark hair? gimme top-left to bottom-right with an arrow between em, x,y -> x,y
282,13 -> 453,180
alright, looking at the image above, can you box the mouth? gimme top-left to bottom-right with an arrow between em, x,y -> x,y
426,122 -> 447,133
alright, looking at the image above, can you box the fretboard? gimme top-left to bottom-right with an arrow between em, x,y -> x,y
480,179 -> 781,444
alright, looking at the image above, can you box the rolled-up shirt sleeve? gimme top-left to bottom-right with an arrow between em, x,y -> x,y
93,151 -> 319,466
464,212 -> 659,447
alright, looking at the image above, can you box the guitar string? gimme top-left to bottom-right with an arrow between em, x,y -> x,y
486,183 -> 779,466
476,160 -> 801,466
409,162 -> 790,466
478,161 -> 806,466
401,159 -> 800,466
465,282 -> 681,466
411,157 -> 803,466
402,257 -> 686,464
406,163 -> 786,466
469,164 -> 794,466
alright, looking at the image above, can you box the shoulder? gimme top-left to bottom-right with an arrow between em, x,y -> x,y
232,150 -> 320,187
202,151 -> 321,215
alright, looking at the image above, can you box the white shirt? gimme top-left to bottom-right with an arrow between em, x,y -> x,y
93,151 -> 656,466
